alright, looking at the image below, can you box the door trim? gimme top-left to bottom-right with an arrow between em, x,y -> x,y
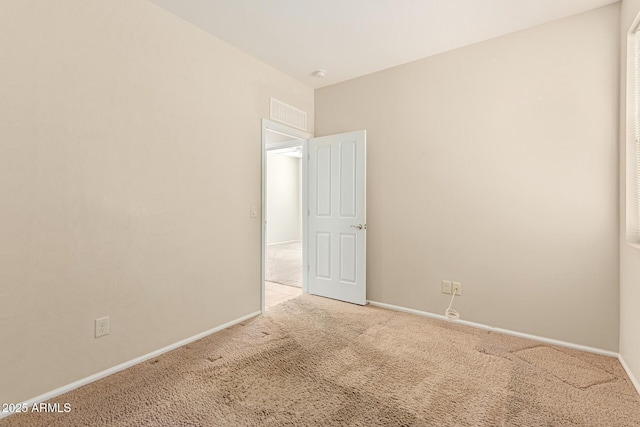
261,119 -> 312,313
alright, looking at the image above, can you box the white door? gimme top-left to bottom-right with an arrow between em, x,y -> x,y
308,130 -> 366,305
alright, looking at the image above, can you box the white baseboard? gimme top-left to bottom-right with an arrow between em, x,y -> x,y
267,240 -> 302,246
619,354 -> 640,396
0,311 -> 261,420
367,300 -> 618,358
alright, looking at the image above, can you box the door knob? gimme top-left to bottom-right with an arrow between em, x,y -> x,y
350,224 -> 363,230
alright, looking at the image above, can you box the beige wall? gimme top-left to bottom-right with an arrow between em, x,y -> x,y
316,5 -> 620,351
0,0 -> 313,404
266,152 -> 302,244
620,0 -> 640,386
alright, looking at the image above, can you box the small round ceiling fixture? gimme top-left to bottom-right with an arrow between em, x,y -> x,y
312,69 -> 326,78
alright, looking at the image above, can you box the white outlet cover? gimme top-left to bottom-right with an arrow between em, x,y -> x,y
95,316 -> 110,338
441,280 -> 452,294
452,282 -> 462,296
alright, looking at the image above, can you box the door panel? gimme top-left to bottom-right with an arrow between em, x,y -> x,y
308,130 -> 366,305
316,144 -> 332,217
339,233 -> 357,284
316,232 -> 331,279
340,141 -> 356,218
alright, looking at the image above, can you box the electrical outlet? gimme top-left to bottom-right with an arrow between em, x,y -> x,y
441,280 -> 452,294
452,282 -> 462,296
95,316 -> 110,338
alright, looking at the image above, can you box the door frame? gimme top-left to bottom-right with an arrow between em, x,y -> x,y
261,119 -> 313,313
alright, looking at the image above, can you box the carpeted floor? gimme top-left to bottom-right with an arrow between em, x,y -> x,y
265,241 -> 302,288
3,294 -> 640,426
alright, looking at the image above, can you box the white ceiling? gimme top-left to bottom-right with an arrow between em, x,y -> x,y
149,0 -> 619,89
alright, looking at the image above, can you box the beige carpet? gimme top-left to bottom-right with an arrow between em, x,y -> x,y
265,241 -> 302,288
3,295 -> 640,426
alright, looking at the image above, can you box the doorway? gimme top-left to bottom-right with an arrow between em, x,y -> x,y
261,120 -> 312,312
261,120 -> 368,312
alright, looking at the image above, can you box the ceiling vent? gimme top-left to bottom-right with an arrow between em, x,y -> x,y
270,98 -> 307,131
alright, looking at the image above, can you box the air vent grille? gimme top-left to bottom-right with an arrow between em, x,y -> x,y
270,98 -> 307,131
